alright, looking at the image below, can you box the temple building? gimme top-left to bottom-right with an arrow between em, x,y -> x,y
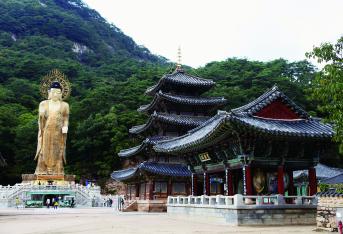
111,66 -> 226,210
154,86 -> 335,197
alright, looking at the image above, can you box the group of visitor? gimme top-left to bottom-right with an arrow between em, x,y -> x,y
103,197 -> 113,207
46,196 -> 61,209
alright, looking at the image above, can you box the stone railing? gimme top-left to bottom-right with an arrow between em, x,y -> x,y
167,194 -> 317,208
167,195 -> 317,226
0,183 -> 103,207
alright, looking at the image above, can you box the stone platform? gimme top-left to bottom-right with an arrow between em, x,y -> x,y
167,195 -> 317,226
22,174 -> 76,185
137,200 -> 167,212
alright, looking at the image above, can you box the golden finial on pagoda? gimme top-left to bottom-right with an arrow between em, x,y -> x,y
176,46 -> 182,71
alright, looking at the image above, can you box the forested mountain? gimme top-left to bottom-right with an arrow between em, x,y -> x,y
0,0 -> 336,187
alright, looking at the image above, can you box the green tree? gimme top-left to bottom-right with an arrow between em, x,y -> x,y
306,36 -> 343,152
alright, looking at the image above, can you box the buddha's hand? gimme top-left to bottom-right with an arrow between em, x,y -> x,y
62,126 -> 68,134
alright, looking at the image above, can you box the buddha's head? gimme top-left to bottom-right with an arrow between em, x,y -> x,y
49,82 -> 62,101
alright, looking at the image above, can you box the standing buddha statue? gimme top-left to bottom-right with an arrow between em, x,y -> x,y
34,70 -> 71,175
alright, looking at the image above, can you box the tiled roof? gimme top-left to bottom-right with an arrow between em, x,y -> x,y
139,162 -> 191,177
153,111 -> 230,154
321,173 -> 343,184
138,91 -> 227,113
231,115 -> 333,138
111,162 -> 191,181
317,189 -> 343,197
129,112 -> 210,135
118,136 -> 172,158
111,167 -> 139,181
154,111 -> 334,154
154,87 -> 334,154
294,163 -> 343,180
232,85 -> 309,119
118,142 -> 148,158
145,70 -> 215,96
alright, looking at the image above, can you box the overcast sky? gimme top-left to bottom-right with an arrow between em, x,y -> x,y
83,0 -> 343,68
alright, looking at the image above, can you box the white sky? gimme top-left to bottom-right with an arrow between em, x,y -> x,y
83,0 -> 343,68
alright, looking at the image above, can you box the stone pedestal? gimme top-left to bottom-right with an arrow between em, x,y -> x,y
22,174 -> 75,186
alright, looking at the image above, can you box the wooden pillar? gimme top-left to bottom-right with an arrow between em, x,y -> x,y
128,184 -> 132,200
203,171 -> 210,196
135,183 -> 140,198
148,180 -> 154,200
277,166 -> 285,195
167,179 -> 172,196
191,173 -> 198,196
225,167 -> 233,196
243,165 -> 252,195
288,171 -> 294,195
308,167 -> 317,195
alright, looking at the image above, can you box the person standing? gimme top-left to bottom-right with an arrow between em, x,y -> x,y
46,198 -> 50,208
15,197 -> 20,209
54,200 -> 58,209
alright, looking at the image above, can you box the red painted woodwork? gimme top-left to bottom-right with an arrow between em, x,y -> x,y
277,166 -> 285,195
167,180 -> 172,196
308,167 -> 317,195
148,181 -> 154,200
192,173 -> 198,196
288,171 -> 294,195
245,165 -> 253,195
226,168 -> 234,196
186,182 -> 191,196
254,99 -> 301,120
136,183 -> 140,198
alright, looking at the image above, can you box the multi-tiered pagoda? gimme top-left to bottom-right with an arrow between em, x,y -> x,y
111,66 -> 226,210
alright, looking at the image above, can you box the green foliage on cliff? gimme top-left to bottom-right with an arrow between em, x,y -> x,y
0,0 -> 338,186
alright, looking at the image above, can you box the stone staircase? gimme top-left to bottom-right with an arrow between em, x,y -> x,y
123,200 -> 138,212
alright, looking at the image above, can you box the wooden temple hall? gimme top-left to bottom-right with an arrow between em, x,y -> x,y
111,67 -> 335,210
154,86 -> 334,197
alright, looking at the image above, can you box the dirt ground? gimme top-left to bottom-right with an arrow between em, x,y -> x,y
0,208 -> 325,234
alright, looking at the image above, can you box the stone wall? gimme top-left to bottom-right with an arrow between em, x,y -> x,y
317,195 -> 343,231
167,194 -> 318,226
168,206 -> 316,226
137,200 -> 167,212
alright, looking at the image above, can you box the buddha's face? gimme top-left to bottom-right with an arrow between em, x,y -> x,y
50,88 -> 62,101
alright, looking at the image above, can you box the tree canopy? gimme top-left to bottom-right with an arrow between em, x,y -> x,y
306,36 -> 343,152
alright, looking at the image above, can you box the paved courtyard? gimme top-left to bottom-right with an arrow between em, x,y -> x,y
0,208 -> 324,234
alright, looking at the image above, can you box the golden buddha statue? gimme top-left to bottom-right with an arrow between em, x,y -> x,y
34,70 -> 71,175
